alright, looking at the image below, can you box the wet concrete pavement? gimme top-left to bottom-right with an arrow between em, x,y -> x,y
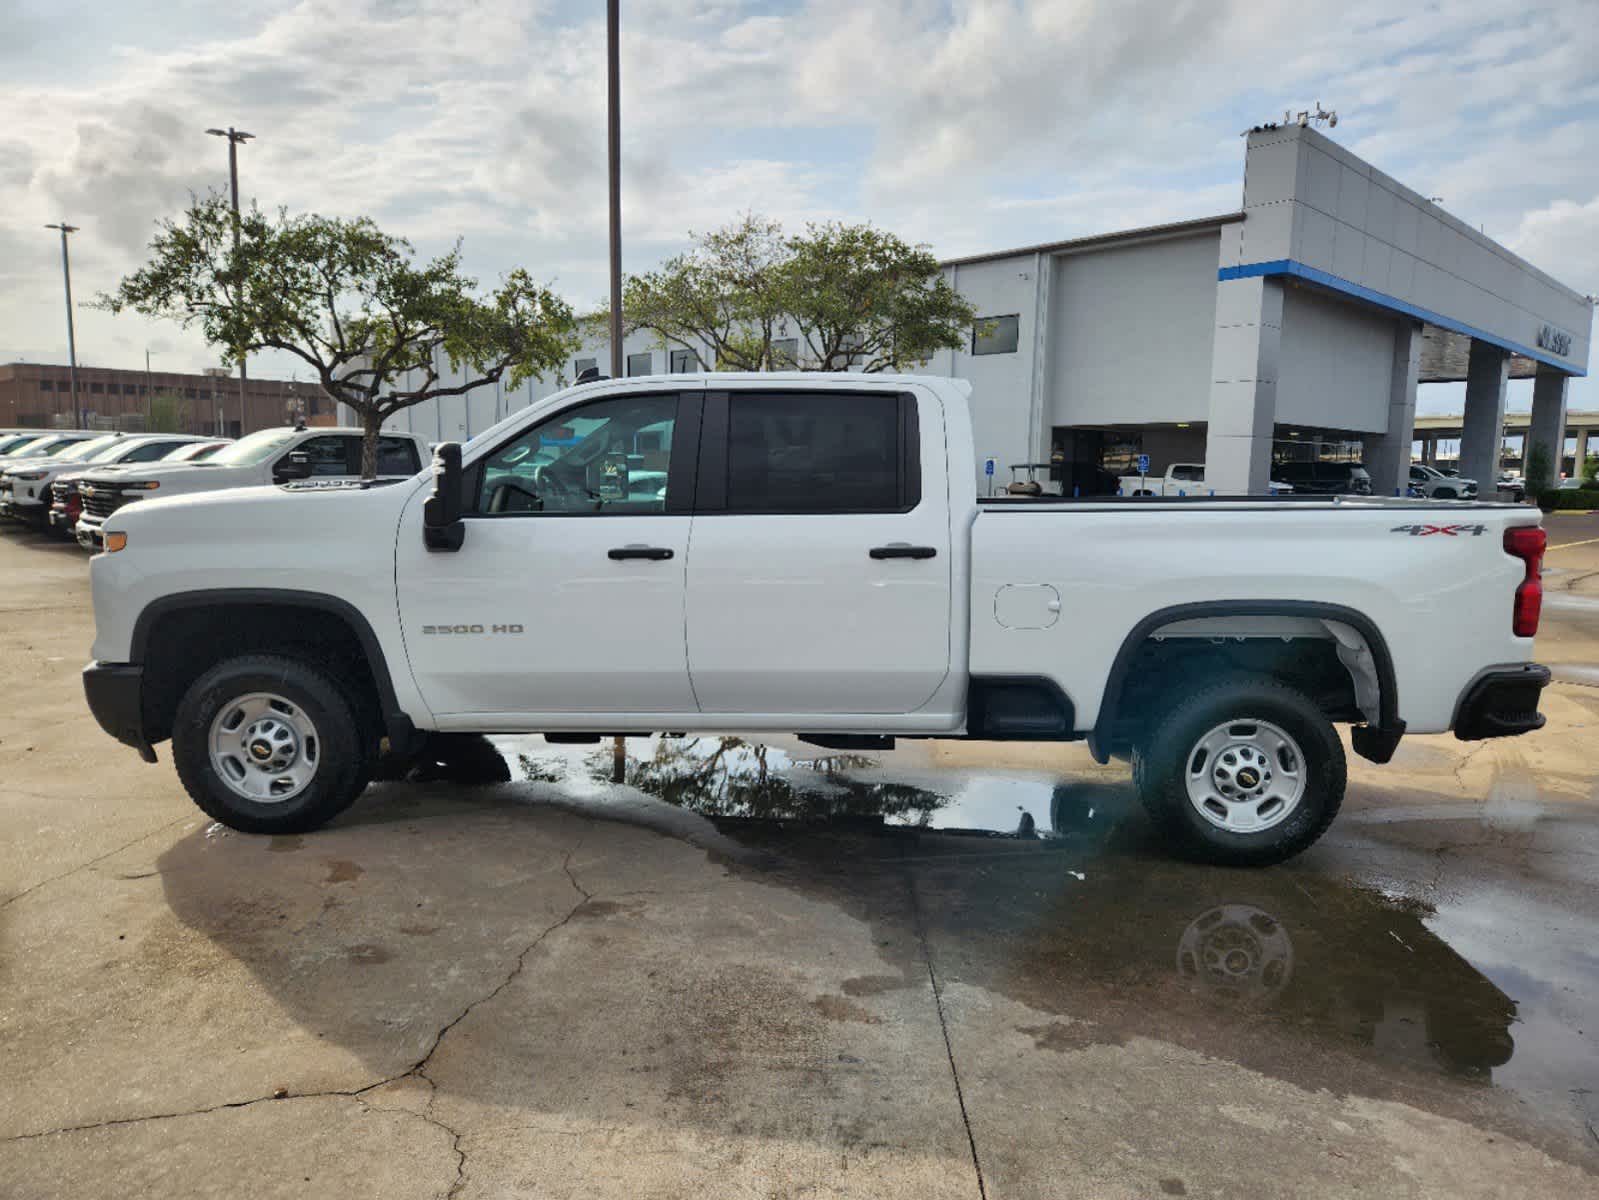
3,521 -> 1599,1197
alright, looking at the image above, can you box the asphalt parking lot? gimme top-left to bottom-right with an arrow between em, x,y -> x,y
3,515 -> 1599,1199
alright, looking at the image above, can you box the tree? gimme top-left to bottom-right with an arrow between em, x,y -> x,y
102,193 -> 580,477
619,214 -> 976,373
147,390 -> 189,433
619,215 -> 789,371
1525,441 -> 1554,498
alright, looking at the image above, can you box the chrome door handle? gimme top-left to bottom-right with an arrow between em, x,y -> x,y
869,543 -> 937,560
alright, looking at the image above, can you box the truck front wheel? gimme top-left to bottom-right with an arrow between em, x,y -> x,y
171,654 -> 371,834
1132,677 -> 1345,866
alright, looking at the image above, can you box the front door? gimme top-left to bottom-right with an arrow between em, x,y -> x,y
397,388 -> 700,720
684,387 -> 953,716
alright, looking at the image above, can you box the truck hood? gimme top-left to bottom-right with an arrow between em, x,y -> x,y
85,462 -> 262,493
111,475 -> 426,533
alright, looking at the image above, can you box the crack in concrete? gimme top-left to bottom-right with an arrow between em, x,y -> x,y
900,855 -> 988,1200
5,839 -> 600,1200
0,815 -> 191,912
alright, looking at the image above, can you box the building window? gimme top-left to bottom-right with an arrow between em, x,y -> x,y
574,357 -> 597,378
627,351 -> 653,377
123,384 -> 138,395
771,338 -> 800,369
669,348 -> 698,374
972,315 -> 1020,356
39,380 -> 53,392
89,382 -> 104,394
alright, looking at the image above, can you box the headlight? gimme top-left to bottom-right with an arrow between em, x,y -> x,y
120,481 -> 161,491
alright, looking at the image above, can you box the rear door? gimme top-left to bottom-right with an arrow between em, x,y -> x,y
684,386 -> 953,715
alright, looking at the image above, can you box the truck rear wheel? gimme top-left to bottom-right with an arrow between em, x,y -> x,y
171,654 -> 371,834
1132,676 -> 1344,866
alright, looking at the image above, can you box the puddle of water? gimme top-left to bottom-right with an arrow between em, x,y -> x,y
496,733 -> 1124,841
473,732 -> 1599,1121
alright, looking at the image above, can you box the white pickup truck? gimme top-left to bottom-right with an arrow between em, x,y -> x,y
73,425 -> 429,549
83,374 -> 1551,866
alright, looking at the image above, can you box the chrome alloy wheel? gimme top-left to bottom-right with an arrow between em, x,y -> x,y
208,692 -> 321,803
1183,718 -> 1306,834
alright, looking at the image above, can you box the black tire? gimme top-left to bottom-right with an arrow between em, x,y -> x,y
1434,487 -> 1456,500
1132,676 -> 1345,867
172,654 -> 371,834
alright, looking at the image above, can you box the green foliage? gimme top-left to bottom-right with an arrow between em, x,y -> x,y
1525,442 -> 1554,495
101,192 -> 580,476
618,214 -> 977,373
147,391 -> 188,433
1540,487 -> 1599,511
1584,453 -> 1599,485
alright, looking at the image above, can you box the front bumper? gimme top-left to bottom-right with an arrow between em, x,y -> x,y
82,662 -> 157,762
1454,664 -> 1550,741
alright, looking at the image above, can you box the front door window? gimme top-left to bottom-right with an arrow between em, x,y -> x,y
475,395 -> 678,515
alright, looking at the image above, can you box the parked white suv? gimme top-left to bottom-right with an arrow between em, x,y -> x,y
75,426 -> 428,549
1409,464 -> 1478,500
84,374 -> 1551,867
1119,462 -> 1294,497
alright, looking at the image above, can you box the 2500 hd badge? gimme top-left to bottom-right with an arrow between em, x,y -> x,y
420,624 -> 525,634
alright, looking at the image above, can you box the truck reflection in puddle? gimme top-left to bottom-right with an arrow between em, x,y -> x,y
499,734 -> 1522,1088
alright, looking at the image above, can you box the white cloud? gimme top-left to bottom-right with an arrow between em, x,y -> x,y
1,0 -> 1596,389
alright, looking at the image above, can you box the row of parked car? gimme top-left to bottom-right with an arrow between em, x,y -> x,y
1116,460 -> 1486,499
0,426 -> 430,549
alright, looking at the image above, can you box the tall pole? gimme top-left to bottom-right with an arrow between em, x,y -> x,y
229,133 -> 244,436
606,2 -> 625,779
45,223 -> 82,429
606,0 -> 623,379
208,126 -> 254,434
144,349 -> 153,428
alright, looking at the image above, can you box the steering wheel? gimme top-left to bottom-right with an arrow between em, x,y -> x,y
534,463 -> 601,504
487,478 -> 541,514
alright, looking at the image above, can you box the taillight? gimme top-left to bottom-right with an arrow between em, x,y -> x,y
1504,524 -> 1546,637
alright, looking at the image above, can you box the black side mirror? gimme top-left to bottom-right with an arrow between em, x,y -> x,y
275,451 -> 313,482
423,442 -> 466,552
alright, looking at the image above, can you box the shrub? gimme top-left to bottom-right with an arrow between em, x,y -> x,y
1538,488 -> 1599,512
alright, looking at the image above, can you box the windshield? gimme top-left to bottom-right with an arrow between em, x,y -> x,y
8,436 -> 85,460
199,428 -> 301,468
51,436 -> 125,464
0,434 -> 44,455
165,442 -> 222,462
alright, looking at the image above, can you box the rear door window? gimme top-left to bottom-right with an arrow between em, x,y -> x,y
721,392 -> 912,513
296,436 -> 353,476
375,436 -> 422,475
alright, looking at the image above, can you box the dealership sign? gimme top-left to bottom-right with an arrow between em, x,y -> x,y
1536,323 -> 1573,357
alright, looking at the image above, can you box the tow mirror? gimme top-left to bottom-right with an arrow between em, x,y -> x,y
275,451 -> 313,482
423,441 -> 466,552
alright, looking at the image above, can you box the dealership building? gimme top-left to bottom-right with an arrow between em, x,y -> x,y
359,124 -> 1593,495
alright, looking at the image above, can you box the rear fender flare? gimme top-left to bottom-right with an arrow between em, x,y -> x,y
1089,600 -> 1399,763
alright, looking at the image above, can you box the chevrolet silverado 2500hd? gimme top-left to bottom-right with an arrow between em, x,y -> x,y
82,374 -> 1550,865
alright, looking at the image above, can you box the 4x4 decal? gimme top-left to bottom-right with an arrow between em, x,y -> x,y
1390,523 -> 1487,537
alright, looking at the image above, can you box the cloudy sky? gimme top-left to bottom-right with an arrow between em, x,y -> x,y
2,0 -> 1595,415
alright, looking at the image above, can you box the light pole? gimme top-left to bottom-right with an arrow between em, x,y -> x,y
206,126 -> 254,434
44,222 -> 83,429
605,3 -> 625,778
606,0 -> 623,379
